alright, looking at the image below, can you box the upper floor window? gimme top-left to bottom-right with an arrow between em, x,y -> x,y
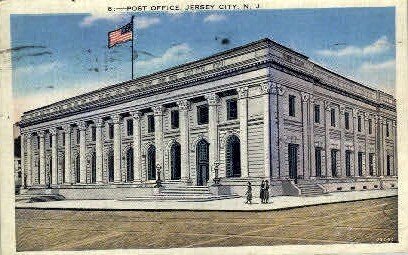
368,119 -> 372,134
358,116 -> 362,132
344,112 -> 350,130
91,126 -> 96,141
127,119 -> 133,136
197,104 -> 209,125
330,108 -> 336,127
171,110 -> 179,129
147,115 -> 155,133
386,122 -> 390,137
76,129 -> 80,144
226,99 -> 238,120
314,105 -> 320,123
109,124 -> 114,139
289,95 -> 296,117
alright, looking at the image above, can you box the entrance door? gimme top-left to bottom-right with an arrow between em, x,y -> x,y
196,139 -> 209,186
288,143 -> 298,183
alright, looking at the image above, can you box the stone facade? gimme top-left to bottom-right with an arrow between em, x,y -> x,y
19,38 -> 397,198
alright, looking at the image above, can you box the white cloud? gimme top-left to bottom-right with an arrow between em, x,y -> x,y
204,14 -> 227,23
80,14 -> 160,30
134,17 -> 160,29
79,13 -> 124,27
15,61 -> 62,75
13,82 -> 106,122
135,43 -> 193,72
357,59 -> 395,95
316,36 -> 392,57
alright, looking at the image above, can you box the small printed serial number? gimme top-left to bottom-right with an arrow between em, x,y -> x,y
376,237 -> 397,243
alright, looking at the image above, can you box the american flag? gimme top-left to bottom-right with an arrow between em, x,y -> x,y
108,22 -> 133,48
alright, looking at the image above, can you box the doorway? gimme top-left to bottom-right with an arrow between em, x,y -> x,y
288,143 -> 298,183
196,139 -> 209,186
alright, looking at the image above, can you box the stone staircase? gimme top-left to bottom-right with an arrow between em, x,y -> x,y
296,183 -> 325,196
122,186 -> 240,202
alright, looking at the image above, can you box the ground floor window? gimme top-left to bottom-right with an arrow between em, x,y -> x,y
358,152 -> 363,176
345,150 -> 351,177
315,147 -> 322,177
91,152 -> 96,183
331,149 -> 338,177
147,145 -> 156,180
225,135 -> 241,178
75,154 -> 80,183
126,148 -> 134,182
170,142 -> 181,180
387,155 -> 391,176
288,143 -> 298,181
108,150 -> 114,182
369,153 -> 374,176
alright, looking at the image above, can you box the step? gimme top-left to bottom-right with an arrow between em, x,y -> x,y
122,194 -> 240,202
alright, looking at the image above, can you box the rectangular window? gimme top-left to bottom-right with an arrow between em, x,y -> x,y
76,130 -> 80,144
62,135 -> 65,146
358,116 -> 362,132
92,126 -> 96,141
171,110 -> 179,129
226,99 -> 238,120
386,122 -> 390,137
289,95 -> 296,117
197,104 -> 209,125
49,134 -> 52,148
331,149 -> 338,177
358,152 -> 363,176
127,119 -> 133,136
314,105 -> 320,123
147,115 -> 155,133
315,147 -> 322,177
387,155 -> 391,175
37,136 -> 40,149
330,109 -> 336,127
369,153 -> 374,176
345,150 -> 351,176
345,112 -> 350,130
368,119 -> 372,134
109,124 -> 114,139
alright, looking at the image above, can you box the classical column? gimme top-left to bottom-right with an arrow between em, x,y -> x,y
260,83 -> 272,179
20,132 -> 26,188
131,111 -> 142,182
205,93 -> 220,181
352,109 -> 358,176
324,101 -> 331,177
382,118 -> 387,176
38,131 -> 46,185
276,84 -> 285,177
339,106 -> 345,177
153,106 -> 165,180
364,113 -> 369,177
393,120 -> 398,176
377,116 -> 384,176
63,125 -> 72,184
177,100 -> 191,182
112,115 -> 122,182
50,128 -> 58,185
238,87 -> 249,178
301,92 -> 310,179
95,119 -> 104,183
26,133 -> 32,186
269,83 -> 280,179
309,96 -> 316,178
78,122 -> 87,183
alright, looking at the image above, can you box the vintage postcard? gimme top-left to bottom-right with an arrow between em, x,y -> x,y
0,0 -> 407,254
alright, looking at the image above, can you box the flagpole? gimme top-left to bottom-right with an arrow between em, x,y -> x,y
131,15 -> 134,80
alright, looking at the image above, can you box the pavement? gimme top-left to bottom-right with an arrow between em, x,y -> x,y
15,189 -> 397,211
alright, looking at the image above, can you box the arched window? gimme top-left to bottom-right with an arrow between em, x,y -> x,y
108,150 -> 114,182
91,152 -> 96,183
75,154 -> 80,183
126,148 -> 134,182
170,142 -> 181,180
196,139 -> 209,186
147,145 -> 156,180
225,135 -> 241,177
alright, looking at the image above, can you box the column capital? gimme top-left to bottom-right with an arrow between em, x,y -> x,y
62,124 -> 72,133
392,120 -> 397,127
205,93 -> 220,106
237,86 -> 249,99
78,121 -> 87,131
38,130 -> 45,138
112,114 -> 122,124
352,108 -> 358,118
340,106 -> 345,115
364,112 -> 369,121
152,106 -> 165,116
131,110 -> 143,120
309,95 -> 315,104
95,118 -> 104,128
177,100 -> 190,110
324,100 -> 331,111
301,92 -> 309,102
49,127 -> 58,136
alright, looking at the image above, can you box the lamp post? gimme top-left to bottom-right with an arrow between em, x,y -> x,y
155,164 -> 162,188
212,161 -> 220,186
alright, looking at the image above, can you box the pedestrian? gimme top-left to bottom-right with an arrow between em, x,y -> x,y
260,180 -> 265,203
245,181 -> 252,204
264,180 -> 270,204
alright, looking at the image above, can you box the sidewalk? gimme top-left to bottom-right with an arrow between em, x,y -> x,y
15,189 -> 397,211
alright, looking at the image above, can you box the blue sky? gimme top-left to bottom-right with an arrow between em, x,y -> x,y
11,8 -> 395,121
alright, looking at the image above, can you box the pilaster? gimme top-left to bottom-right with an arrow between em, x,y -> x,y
50,128 -> 58,185
112,115 -> 122,183
238,86 -> 249,178
95,119 -> 104,183
78,121 -> 87,183
177,100 -> 191,182
205,93 -> 220,181
131,111 -> 142,182
153,106 -> 165,180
